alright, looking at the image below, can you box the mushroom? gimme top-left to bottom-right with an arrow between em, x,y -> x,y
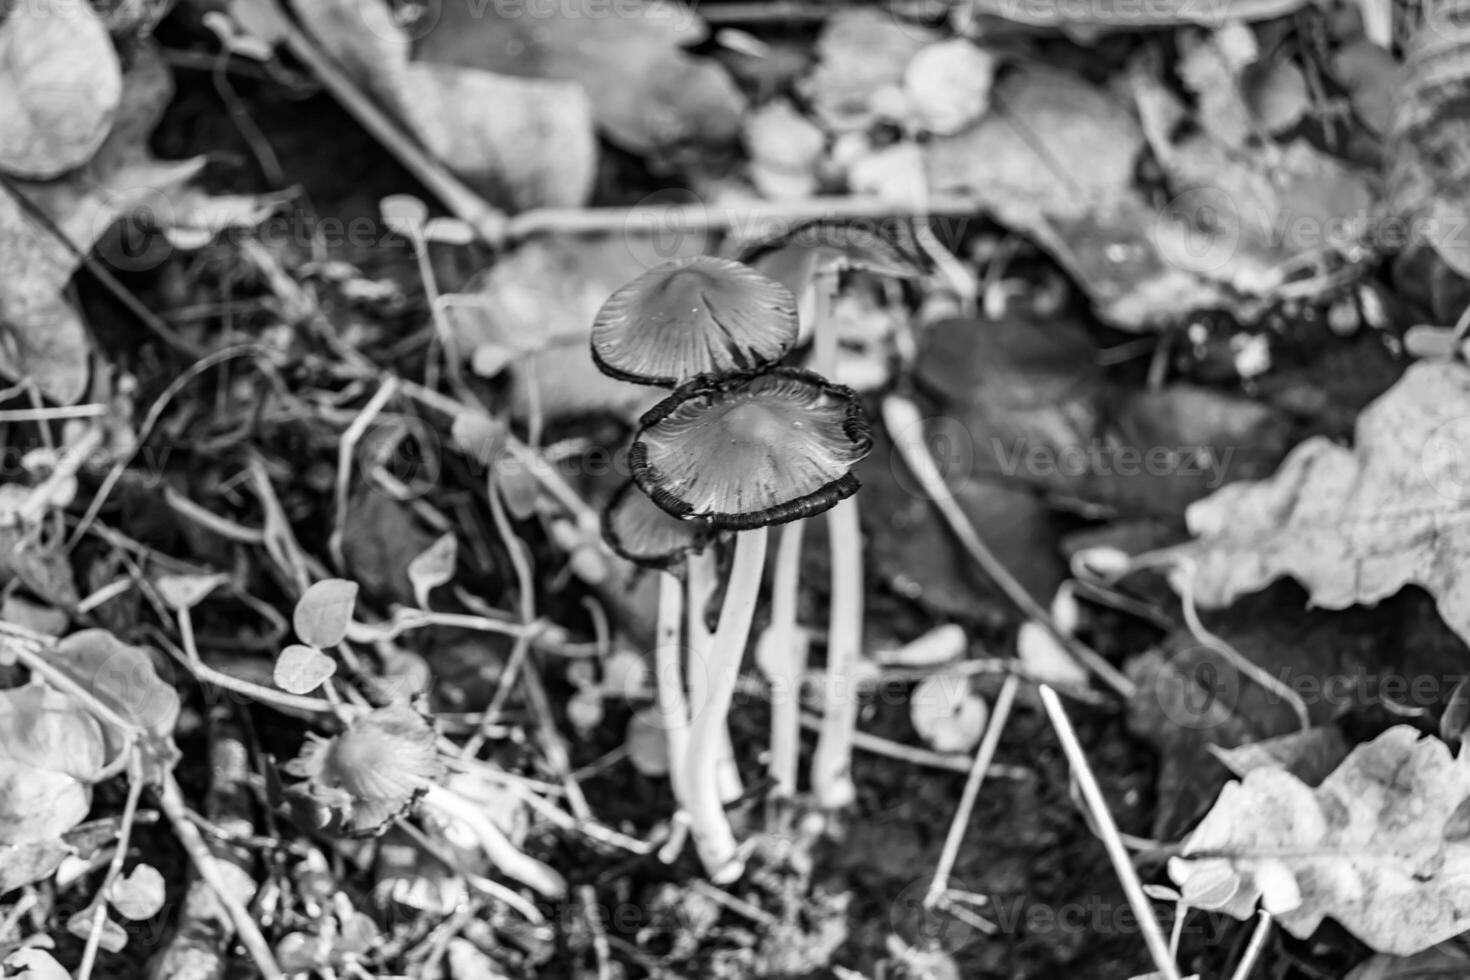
630,367 -> 872,876
591,255 -> 799,387
741,224 -> 926,810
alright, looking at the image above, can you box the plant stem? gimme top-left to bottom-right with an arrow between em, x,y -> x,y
811,265 -> 866,809
763,521 -> 807,800
656,572 -> 691,805
811,496 -> 863,808
926,673 -> 1020,906
683,528 -> 769,881
687,548 -> 742,804
1038,686 -> 1181,980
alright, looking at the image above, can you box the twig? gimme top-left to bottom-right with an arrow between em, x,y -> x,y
330,375 -> 399,570
1038,686 -> 1181,980
16,423 -> 104,525
503,194 -> 986,242
925,673 -> 1020,905
76,762 -> 145,980
797,711 -> 1029,778
883,394 -> 1135,698
1228,911 -> 1274,980
156,772 -> 286,980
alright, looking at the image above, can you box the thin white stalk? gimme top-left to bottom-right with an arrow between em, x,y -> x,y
810,264 -> 868,809
687,548 -> 742,803
811,495 -> 864,809
683,528 -> 769,881
1038,686 -> 1182,980
765,521 -> 808,799
1228,911 -> 1273,980
656,572 -> 691,805
925,673 -> 1020,905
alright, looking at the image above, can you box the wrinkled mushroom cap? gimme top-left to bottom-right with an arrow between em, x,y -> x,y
601,478 -> 713,570
591,256 -> 799,387
629,367 -> 873,530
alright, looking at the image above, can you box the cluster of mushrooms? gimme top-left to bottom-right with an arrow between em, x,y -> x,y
592,233 -> 920,882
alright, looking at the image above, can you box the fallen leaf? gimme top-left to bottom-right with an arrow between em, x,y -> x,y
49,628 -> 181,744
0,0 -> 121,179
1345,945 -> 1470,980
412,0 -> 741,160
904,39 -> 995,135
293,0 -> 595,210
0,839 -> 70,892
1209,726 -> 1351,785
1171,725 -> 1470,954
0,685 -> 106,845
154,572 -> 229,611
744,99 -> 825,200
1387,8 -> 1470,277
0,43 -> 203,403
1171,360 -> 1470,646
3,948 -> 71,980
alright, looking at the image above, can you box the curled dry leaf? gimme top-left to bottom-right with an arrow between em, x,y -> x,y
1170,361 -> 1470,647
0,0 -> 122,179
1171,725 -> 1470,955
910,671 -> 989,753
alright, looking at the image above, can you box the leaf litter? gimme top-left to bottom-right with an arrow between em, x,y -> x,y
4,1 -> 1470,978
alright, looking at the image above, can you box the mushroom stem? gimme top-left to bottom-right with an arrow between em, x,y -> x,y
763,521 -> 807,800
811,496 -> 863,808
809,263 -> 867,810
655,571 -> 691,807
683,527 -> 769,881
687,548 -> 742,803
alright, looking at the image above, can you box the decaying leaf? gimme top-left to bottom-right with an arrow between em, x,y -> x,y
0,0 -> 122,179
1171,725 -> 1470,955
411,0 -> 742,161
49,628 -> 181,744
0,43 -> 203,403
1388,0 -> 1470,278
293,0 -> 595,210
0,685 -> 105,846
1170,360 -> 1470,645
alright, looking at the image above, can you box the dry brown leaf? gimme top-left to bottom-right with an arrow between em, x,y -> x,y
1172,726 -> 1470,955
293,0 -> 595,210
0,0 -> 121,179
1171,360 -> 1470,643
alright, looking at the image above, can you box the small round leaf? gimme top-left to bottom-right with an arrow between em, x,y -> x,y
275,644 -> 337,695
108,863 -> 166,920
294,579 -> 359,648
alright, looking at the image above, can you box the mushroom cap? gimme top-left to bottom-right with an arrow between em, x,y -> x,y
601,478 -> 714,570
591,255 -> 800,387
737,221 -> 926,286
629,367 -> 873,530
